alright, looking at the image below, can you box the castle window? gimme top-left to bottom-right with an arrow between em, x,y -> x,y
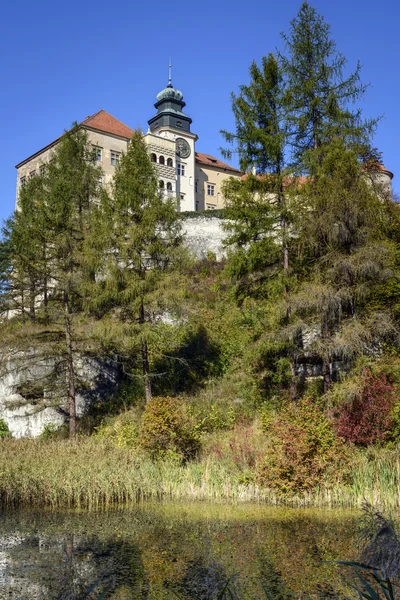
207,184 -> 215,196
29,170 -> 36,179
93,146 -> 102,162
159,155 -> 165,165
151,153 -> 157,163
110,151 -> 120,166
20,176 -> 26,186
177,163 -> 185,176
159,180 -> 165,189
167,158 -> 173,167
40,165 -> 46,176
166,182 -> 172,191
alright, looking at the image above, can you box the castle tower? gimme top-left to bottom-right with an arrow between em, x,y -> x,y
147,68 -> 198,211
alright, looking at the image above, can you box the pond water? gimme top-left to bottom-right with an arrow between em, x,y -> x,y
0,503 -> 363,599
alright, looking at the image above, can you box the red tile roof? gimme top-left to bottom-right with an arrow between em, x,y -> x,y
363,162 -> 394,180
15,110 -> 135,168
82,109 -> 134,139
195,152 -> 242,174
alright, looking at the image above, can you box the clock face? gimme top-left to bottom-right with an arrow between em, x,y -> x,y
176,137 -> 191,159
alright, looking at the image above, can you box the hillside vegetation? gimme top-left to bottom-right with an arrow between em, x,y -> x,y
1,2 -> 400,508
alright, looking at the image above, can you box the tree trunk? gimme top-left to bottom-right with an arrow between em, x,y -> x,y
139,303 -> 152,403
322,352 -> 331,394
64,291 -> 76,437
279,187 -> 296,399
29,278 -> 35,322
321,320 -> 331,394
142,338 -> 152,404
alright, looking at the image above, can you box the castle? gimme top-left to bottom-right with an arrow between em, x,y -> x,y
15,77 -> 243,211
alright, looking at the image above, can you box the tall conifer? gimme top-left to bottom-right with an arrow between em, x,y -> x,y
3,126 -> 101,436
280,1 -> 376,169
85,131 -> 186,403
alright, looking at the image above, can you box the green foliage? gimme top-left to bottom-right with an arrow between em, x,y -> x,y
40,423 -> 68,441
140,396 -> 201,461
2,125 -> 103,437
0,419 -> 11,438
179,209 -> 227,220
280,1 -> 375,167
94,409 -> 141,448
83,130 -> 187,402
221,53 -> 286,175
257,398 -> 350,494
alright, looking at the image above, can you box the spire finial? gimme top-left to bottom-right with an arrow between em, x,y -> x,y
168,58 -> 172,87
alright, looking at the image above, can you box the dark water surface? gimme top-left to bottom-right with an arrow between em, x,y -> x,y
0,503 -> 361,599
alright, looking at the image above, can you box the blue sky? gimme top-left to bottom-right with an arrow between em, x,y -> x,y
1,0 -> 398,224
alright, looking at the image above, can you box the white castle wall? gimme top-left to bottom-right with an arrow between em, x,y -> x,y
181,214 -> 227,260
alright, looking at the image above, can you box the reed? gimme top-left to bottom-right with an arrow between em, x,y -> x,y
1,438 -> 400,509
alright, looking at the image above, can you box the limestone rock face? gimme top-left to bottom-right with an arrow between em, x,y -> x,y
181,215 -> 227,260
0,353 -> 119,438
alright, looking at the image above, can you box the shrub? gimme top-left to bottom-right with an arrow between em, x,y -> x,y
334,371 -> 398,446
257,398 -> 350,494
0,419 -> 11,438
140,396 -> 200,461
40,423 -> 68,440
94,409 -> 141,448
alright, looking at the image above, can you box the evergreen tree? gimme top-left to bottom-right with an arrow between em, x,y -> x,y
2,125 -> 102,436
43,125 -> 101,435
280,1 -> 376,169
85,131 -> 186,403
6,176 -> 49,322
288,140 -> 398,393
0,220 -> 13,314
221,53 -> 287,177
221,54 -> 293,301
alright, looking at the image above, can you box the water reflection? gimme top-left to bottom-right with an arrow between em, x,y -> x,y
0,504 -> 359,599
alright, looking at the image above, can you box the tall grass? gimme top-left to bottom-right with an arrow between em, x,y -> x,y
1,438 -> 400,509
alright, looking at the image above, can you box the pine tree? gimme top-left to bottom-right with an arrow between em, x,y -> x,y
0,219 -> 14,314
42,125 -> 101,435
85,130 -> 186,403
221,54 -> 292,299
7,176 -> 49,322
221,53 -> 287,177
289,140 -> 398,393
2,125 -> 102,437
280,1 -> 376,169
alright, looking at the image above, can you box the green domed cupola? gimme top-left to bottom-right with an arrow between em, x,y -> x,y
148,66 -> 192,134
156,85 -> 184,103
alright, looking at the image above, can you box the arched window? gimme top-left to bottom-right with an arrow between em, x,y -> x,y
159,155 -> 165,165
167,158 -> 173,167
159,180 -> 164,189
166,182 -> 172,191
151,153 -> 157,163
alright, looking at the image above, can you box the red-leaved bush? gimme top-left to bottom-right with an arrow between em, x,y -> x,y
257,398 -> 350,494
334,371 -> 398,447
